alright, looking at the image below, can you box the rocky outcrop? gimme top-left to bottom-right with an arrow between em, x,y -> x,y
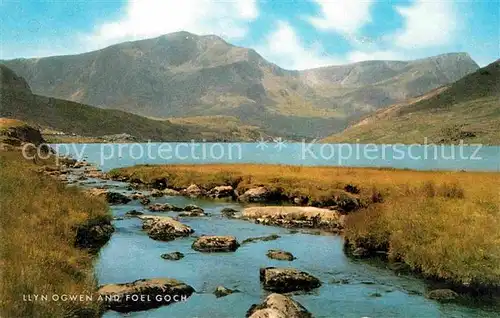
182,184 -> 204,197
238,187 -> 272,202
192,236 -> 240,252
97,278 -> 194,312
213,285 -> 239,298
139,215 -> 193,241
163,188 -> 180,196
259,267 -> 321,292
161,252 -> 184,261
207,185 -> 235,199
243,206 -> 344,231
246,293 -> 312,318
75,219 -> 114,250
426,289 -> 459,302
266,249 -> 295,261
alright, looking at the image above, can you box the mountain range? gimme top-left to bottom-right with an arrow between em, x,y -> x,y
2,31 -> 479,139
323,60 -> 500,144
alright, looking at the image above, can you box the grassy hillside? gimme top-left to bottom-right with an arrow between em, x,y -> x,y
3,32 -> 479,138
0,88 -> 199,141
323,61 -> 500,144
0,148 -> 111,317
109,163 -> 500,289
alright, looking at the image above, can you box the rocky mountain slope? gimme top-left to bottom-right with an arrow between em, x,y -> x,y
2,31 -> 479,138
0,65 -> 262,141
322,60 -> 500,144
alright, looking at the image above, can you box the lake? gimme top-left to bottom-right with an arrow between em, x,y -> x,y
54,142 -> 500,172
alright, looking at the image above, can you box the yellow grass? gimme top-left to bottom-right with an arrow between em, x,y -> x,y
0,151 -> 111,317
110,164 -> 500,287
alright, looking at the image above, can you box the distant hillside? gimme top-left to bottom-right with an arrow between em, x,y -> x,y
2,31 -> 479,138
0,64 -> 265,141
167,116 -> 268,141
322,61 -> 500,145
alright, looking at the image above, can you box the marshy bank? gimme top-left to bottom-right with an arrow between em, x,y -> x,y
108,164 -> 500,297
0,121 -> 113,317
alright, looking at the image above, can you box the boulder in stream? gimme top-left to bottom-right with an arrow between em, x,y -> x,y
246,293 -> 312,318
266,249 -> 295,261
139,215 -> 193,241
192,236 -> 240,252
97,278 -> 194,312
259,267 -> 321,292
213,285 -> 239,298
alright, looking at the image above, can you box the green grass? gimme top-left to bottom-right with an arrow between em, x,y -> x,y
0,151 -> 111,317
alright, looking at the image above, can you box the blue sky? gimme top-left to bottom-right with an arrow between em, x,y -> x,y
1,0 -> 498,69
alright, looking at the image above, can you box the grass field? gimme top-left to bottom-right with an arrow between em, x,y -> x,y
0,151 -> 111,317
110,164 -> 500,289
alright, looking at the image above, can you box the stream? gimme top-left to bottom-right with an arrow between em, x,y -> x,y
58,143 -> 500,318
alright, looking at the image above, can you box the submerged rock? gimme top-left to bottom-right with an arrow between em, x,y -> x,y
426,289 -> 459,302
161,252 -> 184,261
241,234 -> 280,244
183,204 -> 203,212
139,215 -> 193,241
213,285 -> 239,298
97,278 -> 194,312
192,236 -> 240,252
125,210 -> 144,217
259,267 -> 321,292
178,210 -> 207,217
148,203 -> 181,212
243,206 -> 343,231
266,249 -> 295,261
246,293 -> 312,318
220,207 -> 239,218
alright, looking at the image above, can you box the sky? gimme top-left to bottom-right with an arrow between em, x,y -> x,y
0,0 -> 498,70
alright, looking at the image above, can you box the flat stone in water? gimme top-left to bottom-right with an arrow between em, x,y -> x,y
161,252 -> 184,261
266,249 -> 295,261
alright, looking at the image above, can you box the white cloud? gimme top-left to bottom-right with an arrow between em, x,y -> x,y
307,0 -> 374,35
83,0 -> 259,50
256,21 -> 342,70
393,0 -> 457,49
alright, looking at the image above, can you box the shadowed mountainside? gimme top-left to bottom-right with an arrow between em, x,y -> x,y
0,64 -> 266,141
323,60 -> 500,144
2,31 -> 479,138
